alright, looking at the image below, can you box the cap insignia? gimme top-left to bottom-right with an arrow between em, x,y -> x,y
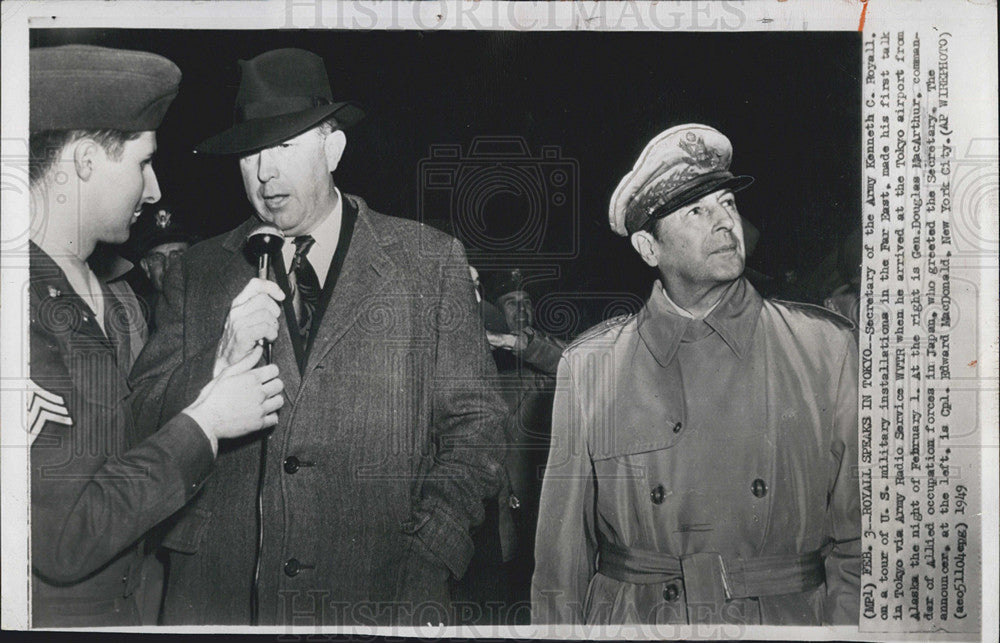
678,132 -> 725,170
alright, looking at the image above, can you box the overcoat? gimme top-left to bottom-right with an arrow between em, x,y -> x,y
531,278 -> 860,625
28,243 -> 214,627
129,195 -> 507,625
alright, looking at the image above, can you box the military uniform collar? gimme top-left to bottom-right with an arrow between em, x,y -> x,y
28,241 -> 114,340
89,249 -> 135,283
637,276 -> 763,367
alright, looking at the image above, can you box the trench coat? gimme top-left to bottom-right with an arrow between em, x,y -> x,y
28,243 -> 214,627
531,278 -> 860,625
129,195 -> 507,625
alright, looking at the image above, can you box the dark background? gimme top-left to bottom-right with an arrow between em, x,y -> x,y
32,29 -> 861,336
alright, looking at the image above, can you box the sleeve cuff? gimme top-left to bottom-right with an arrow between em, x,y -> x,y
156,412 -> 216,495
159,347 -> 217,422
401,502 -> 475,579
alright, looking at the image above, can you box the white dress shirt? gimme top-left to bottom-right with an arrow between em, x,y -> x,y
279,187 -> 343,288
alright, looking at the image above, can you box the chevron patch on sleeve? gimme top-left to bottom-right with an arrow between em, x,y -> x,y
27,381 -> 73,446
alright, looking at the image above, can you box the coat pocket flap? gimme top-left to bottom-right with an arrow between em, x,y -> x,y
160,506 -> 212,554
591,430 -> 682,460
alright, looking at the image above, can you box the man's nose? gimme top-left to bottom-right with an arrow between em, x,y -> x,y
143,166 -> 161,205
710,202 -> 736,231
256,149 -> 279,182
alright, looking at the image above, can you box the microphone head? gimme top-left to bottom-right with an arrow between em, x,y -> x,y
245,224 -> 285,261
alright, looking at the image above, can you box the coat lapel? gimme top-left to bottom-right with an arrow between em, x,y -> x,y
305,197 -> 398,371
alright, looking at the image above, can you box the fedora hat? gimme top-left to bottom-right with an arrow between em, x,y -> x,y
196,48 -> 364,155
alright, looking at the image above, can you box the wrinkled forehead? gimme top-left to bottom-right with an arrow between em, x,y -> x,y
499,290 -> 531,306
147,241 -> 189,256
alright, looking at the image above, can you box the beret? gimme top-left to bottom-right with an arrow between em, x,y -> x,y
609,123 -> 754,236
30,45 -> 181,131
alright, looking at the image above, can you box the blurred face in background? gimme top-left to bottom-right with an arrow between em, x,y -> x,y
500,290 -> 533,333
140,240 -> 189,292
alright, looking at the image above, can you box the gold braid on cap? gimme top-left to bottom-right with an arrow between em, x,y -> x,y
624,132 -> 729,234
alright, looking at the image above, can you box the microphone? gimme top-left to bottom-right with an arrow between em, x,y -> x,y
244,225 -> 285,365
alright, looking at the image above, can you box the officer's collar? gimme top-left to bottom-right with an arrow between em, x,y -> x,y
637,276 -> 763,366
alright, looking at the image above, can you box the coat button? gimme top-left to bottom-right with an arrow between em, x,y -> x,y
663,582 -> 681,602
284,558 -> 301,577
283,456 -> 300,474
671,421 -> 683,434
751,478 -> 768,498
650,484 -> 665,505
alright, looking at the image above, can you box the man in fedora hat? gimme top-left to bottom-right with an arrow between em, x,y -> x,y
26,44 -> 286,627
532,124 -> 860,625
129,48 -> 507,626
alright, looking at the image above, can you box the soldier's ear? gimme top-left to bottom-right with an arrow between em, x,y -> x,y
630,230 -> 660,268
72,138 -> 101,181
323,129 -> 347,173
139,257 -> 152,279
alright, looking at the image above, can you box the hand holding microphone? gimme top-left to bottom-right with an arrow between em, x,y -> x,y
211,226 -> 286,378
186,345 -> 285,456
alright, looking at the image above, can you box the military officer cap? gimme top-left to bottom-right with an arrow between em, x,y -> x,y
127,205 -> 198,259
485,269 -> 535,305
30,44 -> 181,131
609,123 -> 754,237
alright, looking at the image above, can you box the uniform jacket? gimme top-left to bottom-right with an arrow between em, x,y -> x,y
493,329 -> 566,560
28,243 -> 214,627
129,195 -> 507,625
531,277 -> 860,625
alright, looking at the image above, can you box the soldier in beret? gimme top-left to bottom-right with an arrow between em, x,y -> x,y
532,124 -> 860,625
128,48 -> 506,626
27,45 -> 285,626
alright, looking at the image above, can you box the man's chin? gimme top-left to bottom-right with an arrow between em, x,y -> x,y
711,260 -> 745,283
254,211 -> 300,235
111,230 -> 132,245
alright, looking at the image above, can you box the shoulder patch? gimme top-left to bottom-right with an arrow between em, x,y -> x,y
772,298 -> 856,332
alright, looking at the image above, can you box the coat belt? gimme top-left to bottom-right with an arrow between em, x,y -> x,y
597,541 -> 825,599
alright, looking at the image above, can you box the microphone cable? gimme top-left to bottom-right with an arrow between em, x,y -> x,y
250,426 -> 271,625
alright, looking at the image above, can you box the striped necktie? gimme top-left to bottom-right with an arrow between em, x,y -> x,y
290,235 -> 320,337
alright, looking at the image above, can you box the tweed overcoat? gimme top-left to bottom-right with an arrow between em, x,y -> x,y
129,195 -> 507,625
532,278 -> 861,625
29,243 -> 214,627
